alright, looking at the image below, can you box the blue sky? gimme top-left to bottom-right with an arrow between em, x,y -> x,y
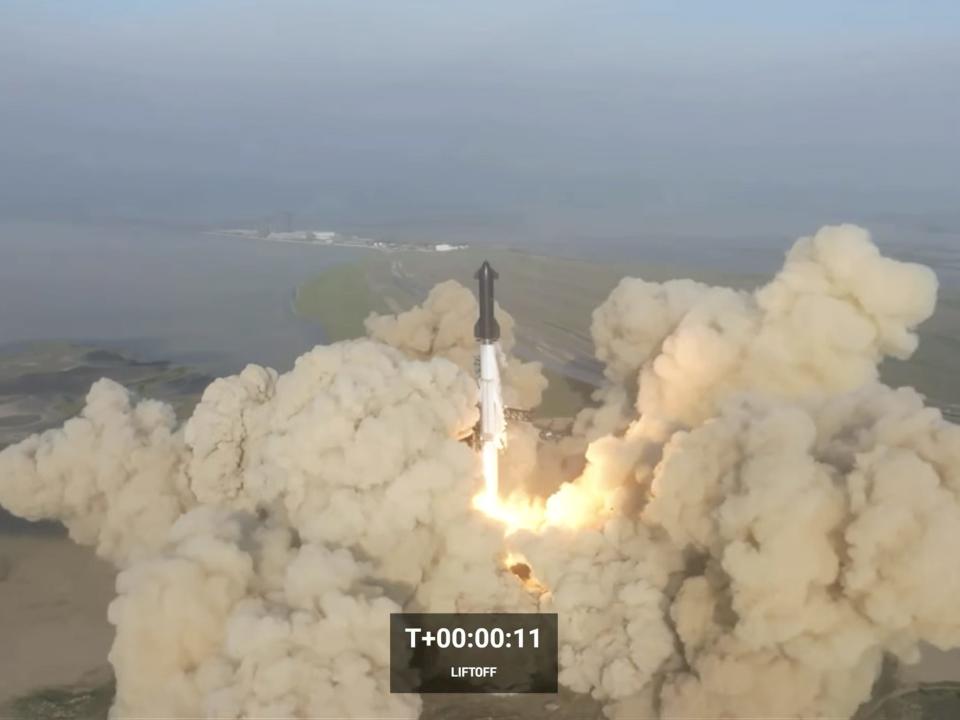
1,1 -> 958,237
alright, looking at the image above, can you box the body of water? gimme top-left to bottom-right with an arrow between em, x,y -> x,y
0,220 -> 360,374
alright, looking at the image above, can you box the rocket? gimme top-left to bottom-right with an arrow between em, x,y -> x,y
475,261 -> 506,497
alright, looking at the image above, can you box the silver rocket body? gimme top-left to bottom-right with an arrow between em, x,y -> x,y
477,342 -> 505,446
475,262 -> 506,496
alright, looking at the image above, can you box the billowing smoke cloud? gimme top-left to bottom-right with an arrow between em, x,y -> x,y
365,279 -> 548,410
546,224 -> 939,521
646,386 -> 960,718
0,379 -> 191,564
584,225 -> 935,439
0,340 -> 531,717
0,224 -> 956,719
504,225 -> 955,719
107,506 -> 420,718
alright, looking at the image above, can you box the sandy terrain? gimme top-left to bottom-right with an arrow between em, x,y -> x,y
900,645 -> 960,685
0,531 -> 115,705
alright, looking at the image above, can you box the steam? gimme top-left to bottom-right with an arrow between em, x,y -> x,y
1,224 -> 956,719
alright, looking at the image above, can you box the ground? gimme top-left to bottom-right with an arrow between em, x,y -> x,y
0,532 -> 115,711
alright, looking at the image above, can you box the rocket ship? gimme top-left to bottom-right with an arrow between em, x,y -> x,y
475,261 -> 506,497
475,261 -> 506,447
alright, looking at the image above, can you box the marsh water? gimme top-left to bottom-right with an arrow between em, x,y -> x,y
0,220 -> 358,375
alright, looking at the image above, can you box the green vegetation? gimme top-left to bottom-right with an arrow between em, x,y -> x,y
294,262 -> 385,341
4,681 -> 114,720
854,682 -> 960,720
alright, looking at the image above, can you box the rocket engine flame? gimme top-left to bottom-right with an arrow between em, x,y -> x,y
480,440 -> 500,502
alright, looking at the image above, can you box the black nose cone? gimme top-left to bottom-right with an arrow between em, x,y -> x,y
474,261 -> 500,341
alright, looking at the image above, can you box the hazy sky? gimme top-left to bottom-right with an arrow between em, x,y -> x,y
2,1 -> 958,236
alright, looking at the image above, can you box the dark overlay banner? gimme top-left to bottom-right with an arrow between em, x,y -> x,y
390,613 -> 559,694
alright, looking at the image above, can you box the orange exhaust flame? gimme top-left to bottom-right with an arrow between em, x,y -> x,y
474,426 -> 603,535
